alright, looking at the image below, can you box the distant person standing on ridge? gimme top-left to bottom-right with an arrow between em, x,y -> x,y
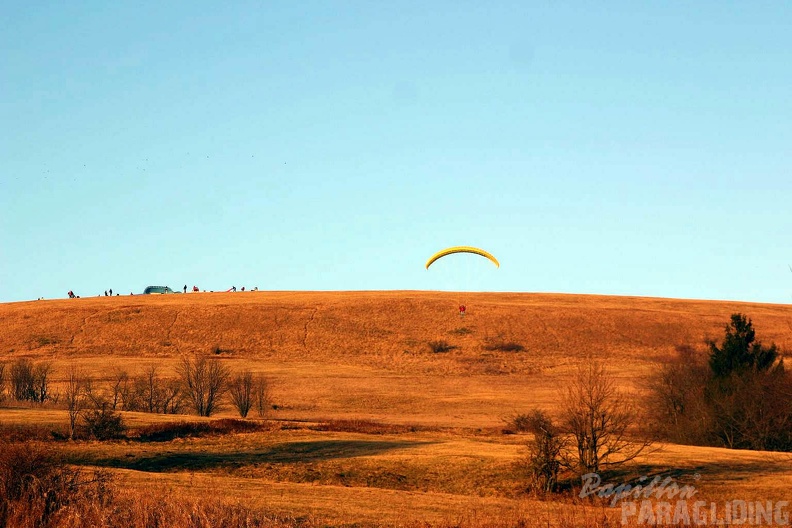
109,288 -> 112,296
184,285 -> 187,293
104,290 -> 108,297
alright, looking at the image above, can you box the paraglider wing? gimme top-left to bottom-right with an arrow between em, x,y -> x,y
425,246 -> 500,269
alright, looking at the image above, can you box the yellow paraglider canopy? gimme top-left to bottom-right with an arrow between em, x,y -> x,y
425,246 -> 500,269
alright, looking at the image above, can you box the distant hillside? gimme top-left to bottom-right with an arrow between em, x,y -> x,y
1,291 -> 790,425
2,290 -> 790,366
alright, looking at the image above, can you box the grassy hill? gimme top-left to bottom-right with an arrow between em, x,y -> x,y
2,291 -> 790,425
1,291 -> 791,525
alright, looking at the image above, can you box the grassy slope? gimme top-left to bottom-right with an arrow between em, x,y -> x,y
1,291 -> 792,524
2,291 -> 791,425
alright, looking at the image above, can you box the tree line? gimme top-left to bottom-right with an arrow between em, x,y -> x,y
648,313 -> 792,451
518,312 -> 791,493
0,355 -> 269,440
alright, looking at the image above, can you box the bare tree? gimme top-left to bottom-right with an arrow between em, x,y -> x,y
117,371 -> 140,411
82,376 -> 103,408
139,365 -> 163,413
111,367 -> 183,414
63,366 -> 86,440
109,370 -> 129,410
10,359 -> 52,403
32,362 -> 53,403
229,370 -> 254,418
161,378 -> 186,414
706,367 -> 792,450
0,361 -> 6,404
645,345 -> 712,445
521,409 -> 565,493
561,359 -> 649,475
254,374 -> 270,419
10,359 -> 34,401
178,355 -> 230,417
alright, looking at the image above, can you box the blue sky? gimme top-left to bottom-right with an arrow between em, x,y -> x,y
2,2 -> 791,303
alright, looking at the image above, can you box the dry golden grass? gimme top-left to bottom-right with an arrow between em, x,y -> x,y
3,291 -> 791,424
2,291 -> 792,525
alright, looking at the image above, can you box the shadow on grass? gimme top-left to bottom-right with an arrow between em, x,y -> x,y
86,439 -> 431,473
596,458 -> 792,489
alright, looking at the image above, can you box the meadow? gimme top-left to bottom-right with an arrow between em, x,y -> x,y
1,291 -> 791,526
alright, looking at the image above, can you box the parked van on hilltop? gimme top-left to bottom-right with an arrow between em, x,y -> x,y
143,286 -> 177,294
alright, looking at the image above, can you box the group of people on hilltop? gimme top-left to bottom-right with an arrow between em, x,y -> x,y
66,289 -> 119,298
228,286 -> 258,292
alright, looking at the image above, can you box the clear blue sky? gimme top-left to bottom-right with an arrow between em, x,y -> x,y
2,2 -> 791,303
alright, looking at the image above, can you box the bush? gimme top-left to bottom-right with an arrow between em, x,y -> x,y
0,423 -> 63,443
209,419 -> 266,435
136,421 -> 212,442
0,442 -> 113,526
82,404 -> 127,441
136,419 -> 266,442
428,340 -> 456,353
508,413 -> 534,433
50,486 -> 299,527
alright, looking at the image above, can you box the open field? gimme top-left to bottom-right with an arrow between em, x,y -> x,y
2,291 -> 792,525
